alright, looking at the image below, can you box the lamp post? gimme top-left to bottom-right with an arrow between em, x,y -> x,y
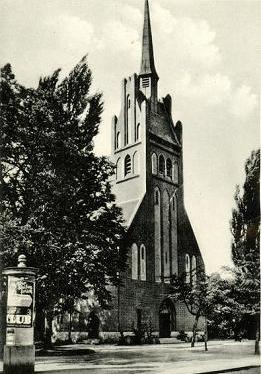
2,254 -> 37,374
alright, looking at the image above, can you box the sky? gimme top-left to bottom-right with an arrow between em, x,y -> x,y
0,0 -> 260,274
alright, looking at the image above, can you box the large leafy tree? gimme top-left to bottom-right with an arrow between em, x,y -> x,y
0,59 -> 127,344
230,149 -> 260,353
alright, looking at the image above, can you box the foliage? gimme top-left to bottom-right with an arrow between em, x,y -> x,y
131,319 -> 156,344
0,59 -> 127,329
170,269 -> 229,347
230,149 -> 260,313
176,330 -> 188,342
118,319 -> 159,346
207,276 -> 243,340
230,149 -> 260,352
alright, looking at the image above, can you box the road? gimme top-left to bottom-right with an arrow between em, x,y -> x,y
33,341 -> 260,374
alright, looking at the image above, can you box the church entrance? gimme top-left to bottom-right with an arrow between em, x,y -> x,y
159,299 -> 176,338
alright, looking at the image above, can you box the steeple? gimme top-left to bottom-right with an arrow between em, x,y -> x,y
139,0 -> 158,112
140,0 -> 158,79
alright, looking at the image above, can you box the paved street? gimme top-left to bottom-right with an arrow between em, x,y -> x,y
2,340 -> 258,374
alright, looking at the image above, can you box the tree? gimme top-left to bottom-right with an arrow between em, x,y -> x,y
170,268 -> 223,350
230,149 -> 260,354
0,59 -> 127,346
207,276 -> 243,340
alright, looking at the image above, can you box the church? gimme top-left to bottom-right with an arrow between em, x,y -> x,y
102,0 -> 205,338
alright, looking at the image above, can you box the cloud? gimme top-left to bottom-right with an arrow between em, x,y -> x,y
152,2 -> 175,35
0,8 -> 100,86
230,85 -> 258,119
177,73 -> 231,104
152,3 -> 221,70
117,4 -> 142,27
175,72 -> 257,118
45,15 -> 97,55
99,21 -> 140,54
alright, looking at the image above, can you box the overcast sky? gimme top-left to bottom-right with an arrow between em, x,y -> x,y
1,0 -> 260,274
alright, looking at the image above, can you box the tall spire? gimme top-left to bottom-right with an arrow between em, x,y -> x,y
140,0 -> 158,79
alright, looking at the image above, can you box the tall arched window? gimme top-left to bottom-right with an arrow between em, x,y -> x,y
159,155 -> 165,175
163,189 -> 170,281
124,154 -> 131,176
152,153 -> 158,175
125,95 -> 130,145
133,151 -> 139,174
155,188 -> 160,205
116,131 -> 120,149
166,158 -> 172,179
170,194 -> 178,275
140,244 -> 146,281
173,162 -> 179,184
191,255 -> 197,285
131,243 -> 138,280
185,254 -> 191,283
136,123 -> 140,141
116,157 -> 121,180
154,187 -> 161,282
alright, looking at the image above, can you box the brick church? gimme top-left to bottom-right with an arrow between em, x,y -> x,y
102,0 -> 204,338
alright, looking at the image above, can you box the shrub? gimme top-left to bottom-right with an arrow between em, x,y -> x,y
177,330 -> 188,342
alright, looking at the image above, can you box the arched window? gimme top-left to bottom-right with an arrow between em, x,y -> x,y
172,194 -> 176,210
133,151 -> 139,174
131,243 -> 138,280
116,158 -> 121,180
152,153 -> 158,175
166,158 -> 172,179
154,188 -> 160,205
116,131 -> 120,149
170,194 -> 178,275
163,189 -> 170,281
125,95 -> 130,145
165,251 -> 168,264
173,162 -> 179,184
140,244 -> 146,281
185,254 -> 191,283
191,255 -> 197,285
124,154 -> 131,176
136,123 -> 140,141
154,187 -> 161,282
159,155 -> 165,175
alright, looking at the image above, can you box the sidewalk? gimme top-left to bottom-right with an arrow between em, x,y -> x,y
0,340 -> 260,373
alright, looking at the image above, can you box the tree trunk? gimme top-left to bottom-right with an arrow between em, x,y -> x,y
44,311 -> 53,349
204,316 -> 208,351
255,328 -> 260,355
35,308 -> 45,344
191,313 -> 200,348
68,312 -> 72,343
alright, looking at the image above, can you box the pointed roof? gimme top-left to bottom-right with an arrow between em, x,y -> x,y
140,0 -> 158,79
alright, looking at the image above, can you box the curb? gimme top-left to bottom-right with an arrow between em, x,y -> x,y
0,364 -> 259,374
196,365 -> 260,374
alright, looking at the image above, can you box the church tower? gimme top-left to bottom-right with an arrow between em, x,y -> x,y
108,0 -> 204,337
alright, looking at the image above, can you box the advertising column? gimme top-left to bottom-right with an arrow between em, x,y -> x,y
2,254 -> 37,374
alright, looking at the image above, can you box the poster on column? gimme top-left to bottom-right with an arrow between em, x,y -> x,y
6,276 -> 34,328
